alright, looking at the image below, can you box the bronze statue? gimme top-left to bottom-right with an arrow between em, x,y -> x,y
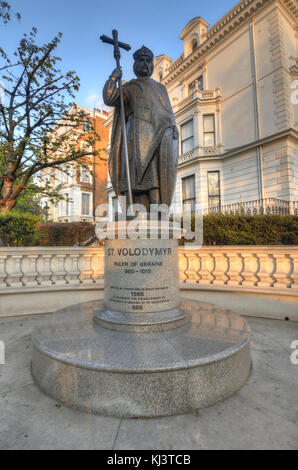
102,36 -> 178,210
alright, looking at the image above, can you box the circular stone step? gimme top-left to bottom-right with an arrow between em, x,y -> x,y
31,299 -> 251,418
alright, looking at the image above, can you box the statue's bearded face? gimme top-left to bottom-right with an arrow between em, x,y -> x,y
133,56 -> 154,78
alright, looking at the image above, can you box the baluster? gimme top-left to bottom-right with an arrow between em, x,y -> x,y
289,253 -> 298,289
94,250 -> 104,282
197,252 -> 214,285
257,253 -> 274,287
212,253 -> 229,285
241,253 -> 258,287
89,253 -> 97,284
54,254 -> 67,286
79,253 -> 94,285
0,255 -> 8,288
68,254 -> 80,286
226,253 -> 242,286
273,253 -> 291,288
178,251 -> 188,283
38,254 -> 53,286
185,252 -> 200,284
8,255 -> 24,287
25,255 -> 39,287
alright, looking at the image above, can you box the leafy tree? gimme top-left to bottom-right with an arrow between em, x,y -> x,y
0,1 -> 21,24
0,24 -> 101,214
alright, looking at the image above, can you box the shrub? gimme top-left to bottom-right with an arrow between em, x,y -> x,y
181,214 -> 298,245
37,222 -> 95,246
0,211 -> 42,246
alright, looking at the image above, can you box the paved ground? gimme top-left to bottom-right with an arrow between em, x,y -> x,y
0,312 -> 297,450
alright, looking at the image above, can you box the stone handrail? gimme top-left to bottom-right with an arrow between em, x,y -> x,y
179,246 -> 298,294
0,246 -> 297,294
0,247 -> 104,292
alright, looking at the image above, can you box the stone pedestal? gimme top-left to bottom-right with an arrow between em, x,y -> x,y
104,237 -> 180,314
32,224 -> 252,417
95,230 -> 190,332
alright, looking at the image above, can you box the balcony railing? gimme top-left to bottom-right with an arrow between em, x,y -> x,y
178,145 -> 220,163
203,199 -> 298,216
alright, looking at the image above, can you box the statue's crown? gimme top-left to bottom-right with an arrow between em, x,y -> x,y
133,46 -> 154,61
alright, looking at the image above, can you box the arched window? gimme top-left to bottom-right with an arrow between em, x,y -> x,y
192,39 -> 198,52
159,71 -> 163,82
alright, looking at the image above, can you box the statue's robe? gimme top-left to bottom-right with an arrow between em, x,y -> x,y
103,76 -> 178,206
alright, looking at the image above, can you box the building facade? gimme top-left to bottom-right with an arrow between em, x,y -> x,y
107,0 -> 298,216
42,105 -> 109,222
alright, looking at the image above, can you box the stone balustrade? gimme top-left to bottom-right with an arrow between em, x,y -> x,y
0,247 -> 104,291
0,246 -> 297,319
0,246 -> 297,293
178,246 -> 298,293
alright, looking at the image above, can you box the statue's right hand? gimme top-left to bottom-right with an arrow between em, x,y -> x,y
110,67 -> 122,80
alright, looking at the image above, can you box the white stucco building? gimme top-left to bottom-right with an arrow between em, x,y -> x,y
107,0 -> 298,216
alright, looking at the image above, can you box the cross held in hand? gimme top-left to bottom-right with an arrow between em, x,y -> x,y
100,30 -> 131,68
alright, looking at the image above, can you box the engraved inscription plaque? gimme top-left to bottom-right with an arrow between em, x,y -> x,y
104,238 -> 180,314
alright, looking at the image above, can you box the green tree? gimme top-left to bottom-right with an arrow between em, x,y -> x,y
0,23 -> 101,214
0,1 -> 20,23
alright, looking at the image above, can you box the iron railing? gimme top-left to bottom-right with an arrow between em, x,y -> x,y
203,198 -> 298,216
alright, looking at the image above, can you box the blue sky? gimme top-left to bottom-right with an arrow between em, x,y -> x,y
2,0 -> 238,110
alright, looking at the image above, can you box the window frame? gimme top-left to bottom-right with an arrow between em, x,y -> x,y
203,114 -> 216,147
207,171 -> 221,212
189,75 -> 203,93
81,192 -> 91,216
192,39 -> 198,52
80,164 -> 92,184
82,120 -> 90,133
180,119 -> 194,155
65,193 -> 69,217
182,174 -> 196,215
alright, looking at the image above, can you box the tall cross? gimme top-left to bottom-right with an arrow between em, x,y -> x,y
100,30 -> 133,210
100,30 -> 131,69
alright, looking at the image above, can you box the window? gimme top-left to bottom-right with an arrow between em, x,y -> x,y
208,171 -> 221,212
59,194 -> 69,217
159,71 -> 163,82
67,166 -> 73,184
182,175 -> 196,215
64,194 -> 69,216
192,39 -> 198,52
82,120 -> 90,132
203,114 -> 215,147
62,170 -> 68,183
50,168 -> 55,183
82,193 -> 90,216
181,120 -> 194,154
189,75 -> 203,93
81,164 -> 91,183
80,141 -> 92,155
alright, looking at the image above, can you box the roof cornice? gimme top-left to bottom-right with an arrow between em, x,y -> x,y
164,0 -> 297,87
179,17 -> 210,40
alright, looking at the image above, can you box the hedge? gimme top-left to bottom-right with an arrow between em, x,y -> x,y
183,214 -> 298,245
1,214 -> 297,247
37,222 -> 95,246
0,211 -> 42,247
